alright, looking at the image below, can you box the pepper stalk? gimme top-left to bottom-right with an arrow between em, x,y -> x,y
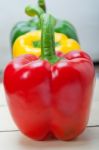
25,5 -> 44,18
38,0 -> 46,12
41,14 -> 60,64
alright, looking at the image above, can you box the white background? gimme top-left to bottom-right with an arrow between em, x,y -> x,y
0,0 -> 99,70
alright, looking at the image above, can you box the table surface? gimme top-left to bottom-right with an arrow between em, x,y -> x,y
0,80 -> 99,150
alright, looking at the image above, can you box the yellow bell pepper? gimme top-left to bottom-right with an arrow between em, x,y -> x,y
13,30 -> 80,58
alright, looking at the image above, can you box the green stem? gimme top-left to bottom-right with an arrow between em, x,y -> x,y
25,5 -> 44,18
41,14 -> 60,64
38,0 -> 46,12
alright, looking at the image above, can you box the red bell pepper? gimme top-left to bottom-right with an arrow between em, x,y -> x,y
4,14 -> 95,141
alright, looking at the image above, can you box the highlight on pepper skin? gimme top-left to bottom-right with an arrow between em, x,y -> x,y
12,30 -> 81,58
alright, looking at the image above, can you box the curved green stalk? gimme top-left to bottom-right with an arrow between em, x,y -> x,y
41,14 -> 60,64
38,0 -> 46,12
25,5 -> 44,18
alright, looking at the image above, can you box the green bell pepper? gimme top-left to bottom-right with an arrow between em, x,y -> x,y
11,0 -> 79,47
10,17 -> 39,47
10,0 -> 46,47
55,20 -> 79,42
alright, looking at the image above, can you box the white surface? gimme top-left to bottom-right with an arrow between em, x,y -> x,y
0,79 -> 99,149
0,128 -> 99,150
0,0 -> 99,71
0,107 -> 17,131
0,84 -> 6,106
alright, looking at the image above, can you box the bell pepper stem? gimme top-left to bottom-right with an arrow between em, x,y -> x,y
38,0 -> 46,12
41,14 -> 60,64
25,5 -> 44,18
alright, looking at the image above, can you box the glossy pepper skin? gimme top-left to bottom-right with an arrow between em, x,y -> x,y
4,14 -> 95,141
12,30 -> 80,58
11,0 -> 79,48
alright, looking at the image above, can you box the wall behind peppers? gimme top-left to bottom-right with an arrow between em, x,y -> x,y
0,0 -> 99,71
